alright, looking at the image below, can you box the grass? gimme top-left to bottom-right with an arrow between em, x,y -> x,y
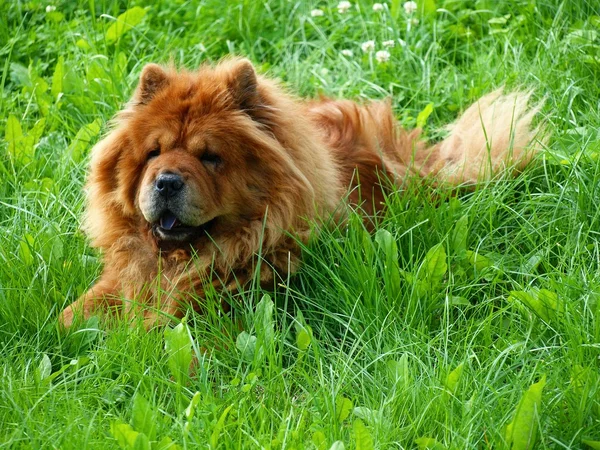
1,0 -> 600,448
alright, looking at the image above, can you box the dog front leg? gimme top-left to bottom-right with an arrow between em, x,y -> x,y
58,271 -> 122,329
140,269 -> 251,330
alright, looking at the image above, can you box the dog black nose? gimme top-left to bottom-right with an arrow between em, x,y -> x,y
155,173 -> 184,198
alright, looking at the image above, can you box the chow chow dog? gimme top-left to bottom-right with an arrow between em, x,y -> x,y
58,58 -> 543,329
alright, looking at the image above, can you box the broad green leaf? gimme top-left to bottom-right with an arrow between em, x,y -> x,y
335,396 -> 353,423
46,11 -> 64,22
110,421 -> 141,449
466,250 -> 493,272
415,437 -> 447,450
387,354 -> 410,387
236,331 -> 257,362
86,59 -> 109,89
76,39 -> 91,50
5,115 -> 42,165
488,14 -> 511,25
31,75 -> 51,116
42,357 -> 90,385
41,232 -> 63,261
424,243 -> 447,285
133,433 -> 150,450
209,404 -> 233,449
115,51 -> 129,77
451,215 -> 469,256
66,317 -> 100,353
390,0 -> 401,20
40,177 -> 55,192
444,363 -> 464,394
537,289 -> 559,316
29,118 -> 46,146
106,7 -> 147,43
583,440 -> 600,449
416,102 -> 434,128
155,436 -> 181,450
51,56 -> 64,100
68,119 -> 102,163
156,437 -> 181,450
505,375 -> 546,450
447,295 -> 469,306
164,322 -> 193,386
37,354 -> 52,380
185,391 -> 201,421
353,407 -> 379,425
19,234 -> 35,266
10,63 -> 30,87
296,326 -> 312,351
399,269 -> 414,284
417,0 -> 437,17
375,229 -> 397,260
375,229 -> 401,297
520,253 -> 543,275
509,290 -> 558,323
6,115 -> 23,149
361,228 -> 374,260
131,394 -> 157,442
255,294 -> 274,352
353,419 -> 374,450
312,431 -> 327,450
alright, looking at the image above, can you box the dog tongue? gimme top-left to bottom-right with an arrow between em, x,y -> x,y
160,213 -> 178,230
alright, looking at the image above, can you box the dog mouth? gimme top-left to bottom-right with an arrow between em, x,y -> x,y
152,211 -> 214,241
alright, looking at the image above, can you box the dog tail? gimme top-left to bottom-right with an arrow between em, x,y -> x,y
416,89 -> 545,185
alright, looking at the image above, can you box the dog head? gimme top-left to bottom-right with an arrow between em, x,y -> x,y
85,59 -> 316,259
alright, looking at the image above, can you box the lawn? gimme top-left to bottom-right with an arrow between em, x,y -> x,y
1,0 -> 600,448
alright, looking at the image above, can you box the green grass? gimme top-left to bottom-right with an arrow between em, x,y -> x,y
1,0 -> 600,448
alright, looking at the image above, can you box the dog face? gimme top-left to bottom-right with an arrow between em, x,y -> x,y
133,109 -> 258,243
113,60 -> 280,245
85,58 -> 318,267
138,144 -> 227,243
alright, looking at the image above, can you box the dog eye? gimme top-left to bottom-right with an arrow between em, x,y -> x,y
147,149 -> 161,160
147,148 -> 160,160
201,152 -> 222,167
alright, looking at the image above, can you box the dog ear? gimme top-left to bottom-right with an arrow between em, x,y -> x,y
136,64 -> 169,104
227,59 -> 261,112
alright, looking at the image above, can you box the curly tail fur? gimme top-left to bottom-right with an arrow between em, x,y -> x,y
306,88 -> 544,217
422,89 -> 545,184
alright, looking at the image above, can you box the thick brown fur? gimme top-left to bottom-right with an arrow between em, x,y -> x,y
58,58 -> 544,329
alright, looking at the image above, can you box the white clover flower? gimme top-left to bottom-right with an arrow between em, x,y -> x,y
310,9 -> 324,17
375,50 -> 391,63
403,1 -> 418,14
382,40 -> 395,48
372,3 -> 384,12
337,1 -> 352,14
45,5 -> 56,12
341,49 -> 354,57
361,40 -> 376,52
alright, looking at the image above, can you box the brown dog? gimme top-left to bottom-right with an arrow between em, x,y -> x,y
59,58 -> 543,329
